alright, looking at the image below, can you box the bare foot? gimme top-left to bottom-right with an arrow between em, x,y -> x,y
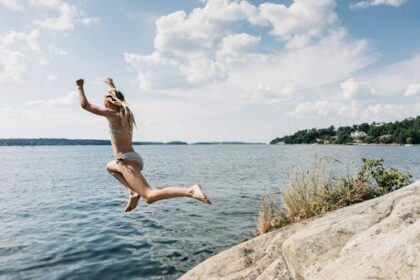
190,184 -> 212,205
124,194 -> 141,212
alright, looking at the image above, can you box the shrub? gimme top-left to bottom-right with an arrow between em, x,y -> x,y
257,157 -> 412,235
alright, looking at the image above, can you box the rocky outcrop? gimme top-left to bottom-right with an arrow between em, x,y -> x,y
181,181 -> 420,280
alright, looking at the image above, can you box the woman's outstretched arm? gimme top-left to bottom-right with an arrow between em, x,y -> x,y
76,78 -> 115,117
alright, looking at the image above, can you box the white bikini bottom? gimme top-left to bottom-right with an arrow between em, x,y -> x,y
116,151 -> 143,166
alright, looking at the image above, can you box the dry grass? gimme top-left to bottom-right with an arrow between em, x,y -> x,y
257,157 -> 410,235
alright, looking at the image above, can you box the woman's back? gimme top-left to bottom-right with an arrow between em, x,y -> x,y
107,115 -> 134,157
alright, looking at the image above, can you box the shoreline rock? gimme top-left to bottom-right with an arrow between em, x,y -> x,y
181,181 -> 420,280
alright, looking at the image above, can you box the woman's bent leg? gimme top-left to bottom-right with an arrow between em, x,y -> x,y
106,160 -> 141,212
118,162 -> 211,205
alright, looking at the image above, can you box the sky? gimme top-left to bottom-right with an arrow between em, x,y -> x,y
0,0 -> 420,143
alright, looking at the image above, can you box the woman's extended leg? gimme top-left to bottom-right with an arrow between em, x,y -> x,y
118,161 -> 211,205
106,160 -> 141,212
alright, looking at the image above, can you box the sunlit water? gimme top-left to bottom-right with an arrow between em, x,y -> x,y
1,145 -> 419,279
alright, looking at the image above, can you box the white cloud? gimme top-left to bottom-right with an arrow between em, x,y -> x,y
340,78 -> 375,100
226,29 -> 375,100
404,83 -> 420,96
0,29 -> 45,81
0,47 -> 27,81
153,0 -> 261,55
2,29 -> 41,53
363,103 -> 419,120
0,0 -> 21,10
287,100 -> 360,117
363,54 -> 420,96
217,33 -> 260,58
126,0 -> 375,93
28,91 -> 78,108
285,50 -> 420,123
31,0 -> 98,31
258,0 -> 337,48
286,99 -> 420,122
247,83 -> 295,101
351,0 -> 408,9
124,52 -> 192,90
0,1 -> 95,82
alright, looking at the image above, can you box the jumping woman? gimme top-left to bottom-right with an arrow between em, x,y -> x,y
76,78 -> 211,212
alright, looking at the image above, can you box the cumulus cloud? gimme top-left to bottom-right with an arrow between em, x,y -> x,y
0,29 -> 44,81
126,0 -> 375,93
217,33 -> 260,59
258,0 -> 337,48
351,0 -> 409,9
152,0 -> 261,55
31,0 -> 99,31
340,78 -> 375,100
0,1 -> 96,82
125,52 -> 195,90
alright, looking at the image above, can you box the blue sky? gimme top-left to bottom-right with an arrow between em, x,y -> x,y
1,0 -> 420,142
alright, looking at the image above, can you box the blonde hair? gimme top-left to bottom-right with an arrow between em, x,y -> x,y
105,89 -> 137,130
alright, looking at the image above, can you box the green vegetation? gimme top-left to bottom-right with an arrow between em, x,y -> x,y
270,116 -> 420,145
257,157 -> 412,235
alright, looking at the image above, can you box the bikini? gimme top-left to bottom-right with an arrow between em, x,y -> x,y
109,127 -> 144,166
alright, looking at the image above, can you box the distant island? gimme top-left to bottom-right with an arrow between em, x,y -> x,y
0,138 -> 264,146
270,115 -> 420,145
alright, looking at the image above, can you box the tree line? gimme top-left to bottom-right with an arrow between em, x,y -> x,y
270,116 -> 420,145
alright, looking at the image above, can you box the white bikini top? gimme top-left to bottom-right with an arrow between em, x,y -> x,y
109,127 -> 132,135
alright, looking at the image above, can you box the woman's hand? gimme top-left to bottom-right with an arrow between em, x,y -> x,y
76,79 -> 84,88
104,77 -> 116,88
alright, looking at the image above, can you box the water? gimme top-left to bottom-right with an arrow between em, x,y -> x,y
1,145 -> 419,279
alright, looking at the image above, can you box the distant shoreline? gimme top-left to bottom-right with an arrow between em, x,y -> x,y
0,138 -> 266,146
272,142 -> 417,147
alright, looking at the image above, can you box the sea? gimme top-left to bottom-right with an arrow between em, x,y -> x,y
1,144 -> 419,279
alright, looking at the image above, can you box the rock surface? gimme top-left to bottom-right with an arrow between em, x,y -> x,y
180,181 -> 420,280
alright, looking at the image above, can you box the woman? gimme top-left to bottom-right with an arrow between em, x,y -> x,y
76,78 -> 211,212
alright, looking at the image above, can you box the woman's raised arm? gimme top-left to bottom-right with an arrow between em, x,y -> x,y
76,79 -> 89,108
76,78 -> 115,117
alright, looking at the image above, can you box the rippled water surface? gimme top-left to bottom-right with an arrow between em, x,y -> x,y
1,145 -> 420,279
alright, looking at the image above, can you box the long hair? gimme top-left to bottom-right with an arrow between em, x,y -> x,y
105,89 -> 137,130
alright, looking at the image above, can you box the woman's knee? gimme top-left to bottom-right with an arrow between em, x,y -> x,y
106,160 -> 118,173
142,190 -> 156,204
